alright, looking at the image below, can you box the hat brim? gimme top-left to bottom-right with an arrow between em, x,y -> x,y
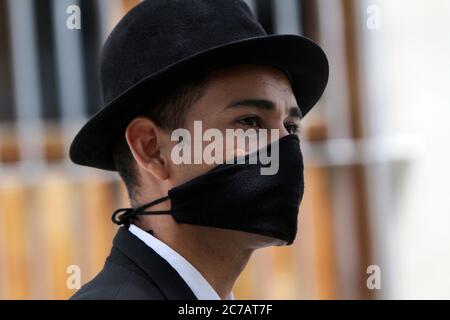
70,34 -> 329,171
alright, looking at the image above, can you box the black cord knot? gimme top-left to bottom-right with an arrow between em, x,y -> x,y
111,196 -> 171,227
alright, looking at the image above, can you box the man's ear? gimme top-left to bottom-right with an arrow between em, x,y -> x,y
125,117 -> 170,181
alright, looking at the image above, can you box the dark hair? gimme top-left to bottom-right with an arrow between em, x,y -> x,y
112,73 -> 210,205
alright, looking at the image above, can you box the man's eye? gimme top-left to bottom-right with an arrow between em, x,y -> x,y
285,123 -> 300,134
238,117 -> 261,128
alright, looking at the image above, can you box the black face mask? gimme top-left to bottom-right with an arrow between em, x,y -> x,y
112,134 -> 304,245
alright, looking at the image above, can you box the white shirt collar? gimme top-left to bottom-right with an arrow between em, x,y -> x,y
128,224 -> 234,300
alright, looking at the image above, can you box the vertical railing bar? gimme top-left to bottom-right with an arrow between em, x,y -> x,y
51,0 -> 88,160
6,0 -> 47,177
96,0 -> 128,44
273,0 -> 301,35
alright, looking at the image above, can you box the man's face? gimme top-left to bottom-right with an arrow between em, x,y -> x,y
164,64 -> 302,188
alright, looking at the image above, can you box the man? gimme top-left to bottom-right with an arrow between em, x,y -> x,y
69,0 -> 328,300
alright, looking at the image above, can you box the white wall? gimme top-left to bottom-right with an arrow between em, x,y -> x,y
356,0 -> 450,299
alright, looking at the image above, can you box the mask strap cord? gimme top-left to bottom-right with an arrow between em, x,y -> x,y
111,196 -> 171,227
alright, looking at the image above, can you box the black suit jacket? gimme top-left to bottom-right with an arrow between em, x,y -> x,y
70,227 -> 197,300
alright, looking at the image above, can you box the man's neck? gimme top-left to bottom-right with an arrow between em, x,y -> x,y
142,222 -> 253,299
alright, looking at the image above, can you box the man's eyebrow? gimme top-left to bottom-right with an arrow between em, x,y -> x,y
226,99 -> 276,111
226,99 -> 301,116
226,98 -> 303,120
288,106 -> 303,120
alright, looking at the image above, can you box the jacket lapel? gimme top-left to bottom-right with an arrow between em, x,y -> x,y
112,227 -> 198,300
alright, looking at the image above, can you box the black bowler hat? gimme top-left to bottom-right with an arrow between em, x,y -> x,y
70,0 -> 329,171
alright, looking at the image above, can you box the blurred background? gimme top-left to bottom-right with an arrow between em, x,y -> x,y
1,0 -> 449,300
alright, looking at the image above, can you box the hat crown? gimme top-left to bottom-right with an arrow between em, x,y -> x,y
101,0 -> 266,105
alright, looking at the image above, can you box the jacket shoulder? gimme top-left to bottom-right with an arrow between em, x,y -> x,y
70,249 -> 165,300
